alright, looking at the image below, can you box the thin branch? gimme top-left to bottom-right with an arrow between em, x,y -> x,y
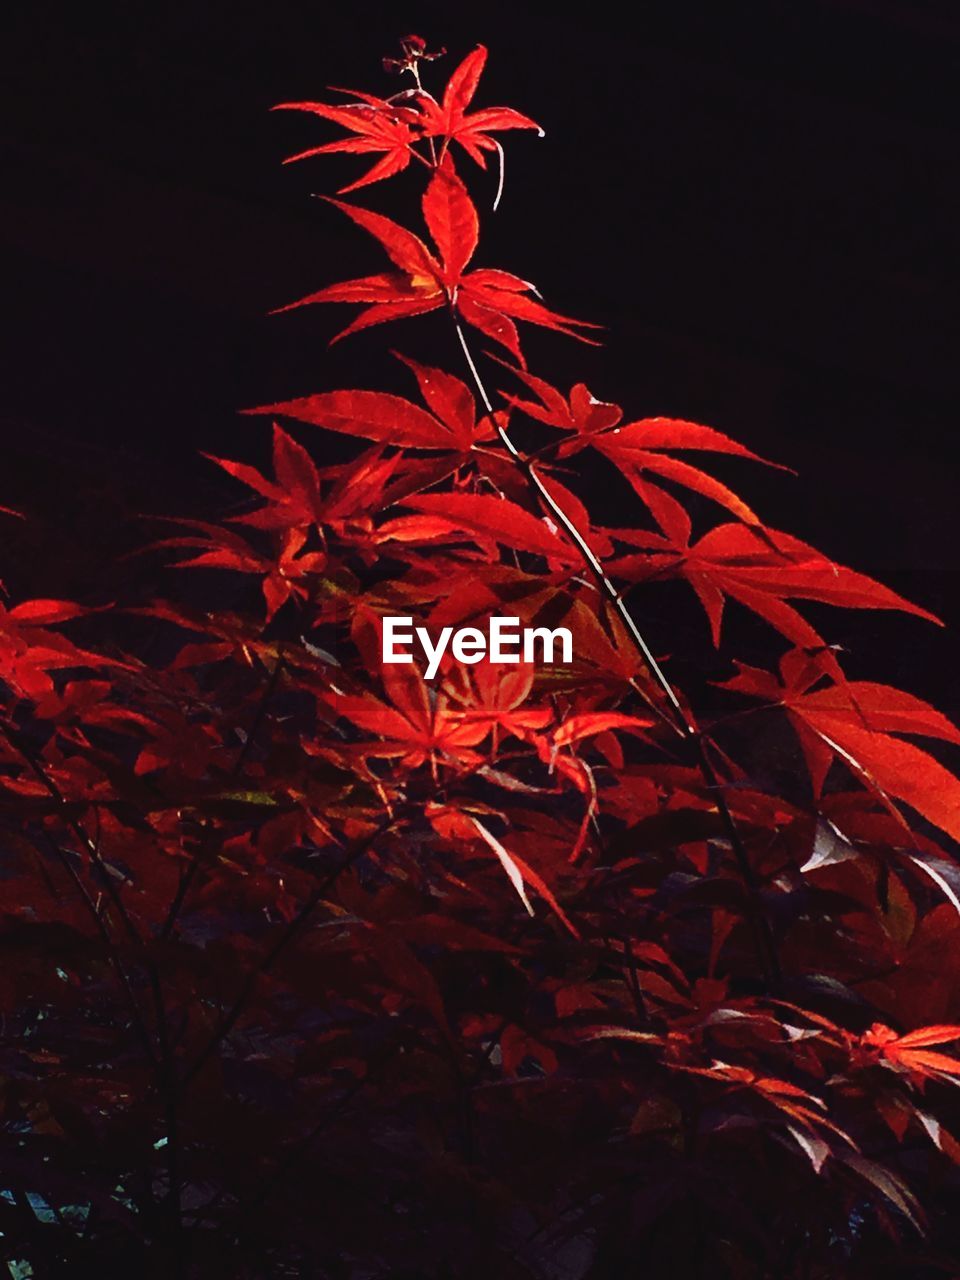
0,719 -> 196,1250
408,60 -> 438,167
179,813 -> 399,1092
242,1038 -> 403,1215
148,965 -> 185,1276
0,722 -> 160,1065
454,321 -> 688,731
160,649 -> 287,939
449,320 -> 782,989
0,719 -> 144,949
492,139 -> 506,211
32,829 -> 159,1068
232,648 -> 287,778
622,936 -> 649,1023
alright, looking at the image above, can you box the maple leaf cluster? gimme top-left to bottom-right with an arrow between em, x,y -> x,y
2,36 -> 960,1280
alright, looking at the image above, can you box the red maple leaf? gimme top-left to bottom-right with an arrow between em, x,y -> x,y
497,363 -> 784,527
0,600 -> 107,698
204,424 -> 323,530
723,651 -> 960,844
861,1023 -> 960,1083
327,661 -> 488,772
154,426 -> 328,619
272,89 -> 423,193
415,45 -> 543,167
610,519 -> 941,652
392,491 -> 580,564
444,660 -> 553,739
245,352 -> 498,454
273,159 -> 598,365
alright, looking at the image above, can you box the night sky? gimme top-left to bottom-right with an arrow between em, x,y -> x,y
2,0 -> 958,711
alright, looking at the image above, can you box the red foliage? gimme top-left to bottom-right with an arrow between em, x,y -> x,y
2,37 -> 960,1280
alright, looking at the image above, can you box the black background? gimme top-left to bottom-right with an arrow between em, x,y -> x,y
2,0 -> 958,709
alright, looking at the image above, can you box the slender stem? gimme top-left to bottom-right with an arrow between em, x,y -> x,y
409,62 -> 438,167
179,813 -> 399,1091
449,320 -> 782,989
160,849 -> 202,943
161,649 -> 287,939
454,322 -> 688,730
0,720 -> 144,949
233,649 -> 287,777
693,735 -> 781,985
0,721 -> 161,1063
32,829 -> 159,1067
0,718 -> 195,1250
242,1038 -> 403,1215
407,145 -> 435,170
149,965 -> 185,1275
622,936 -> 649,1023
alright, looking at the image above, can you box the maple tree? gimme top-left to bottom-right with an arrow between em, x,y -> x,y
2,35 -> 960,1280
